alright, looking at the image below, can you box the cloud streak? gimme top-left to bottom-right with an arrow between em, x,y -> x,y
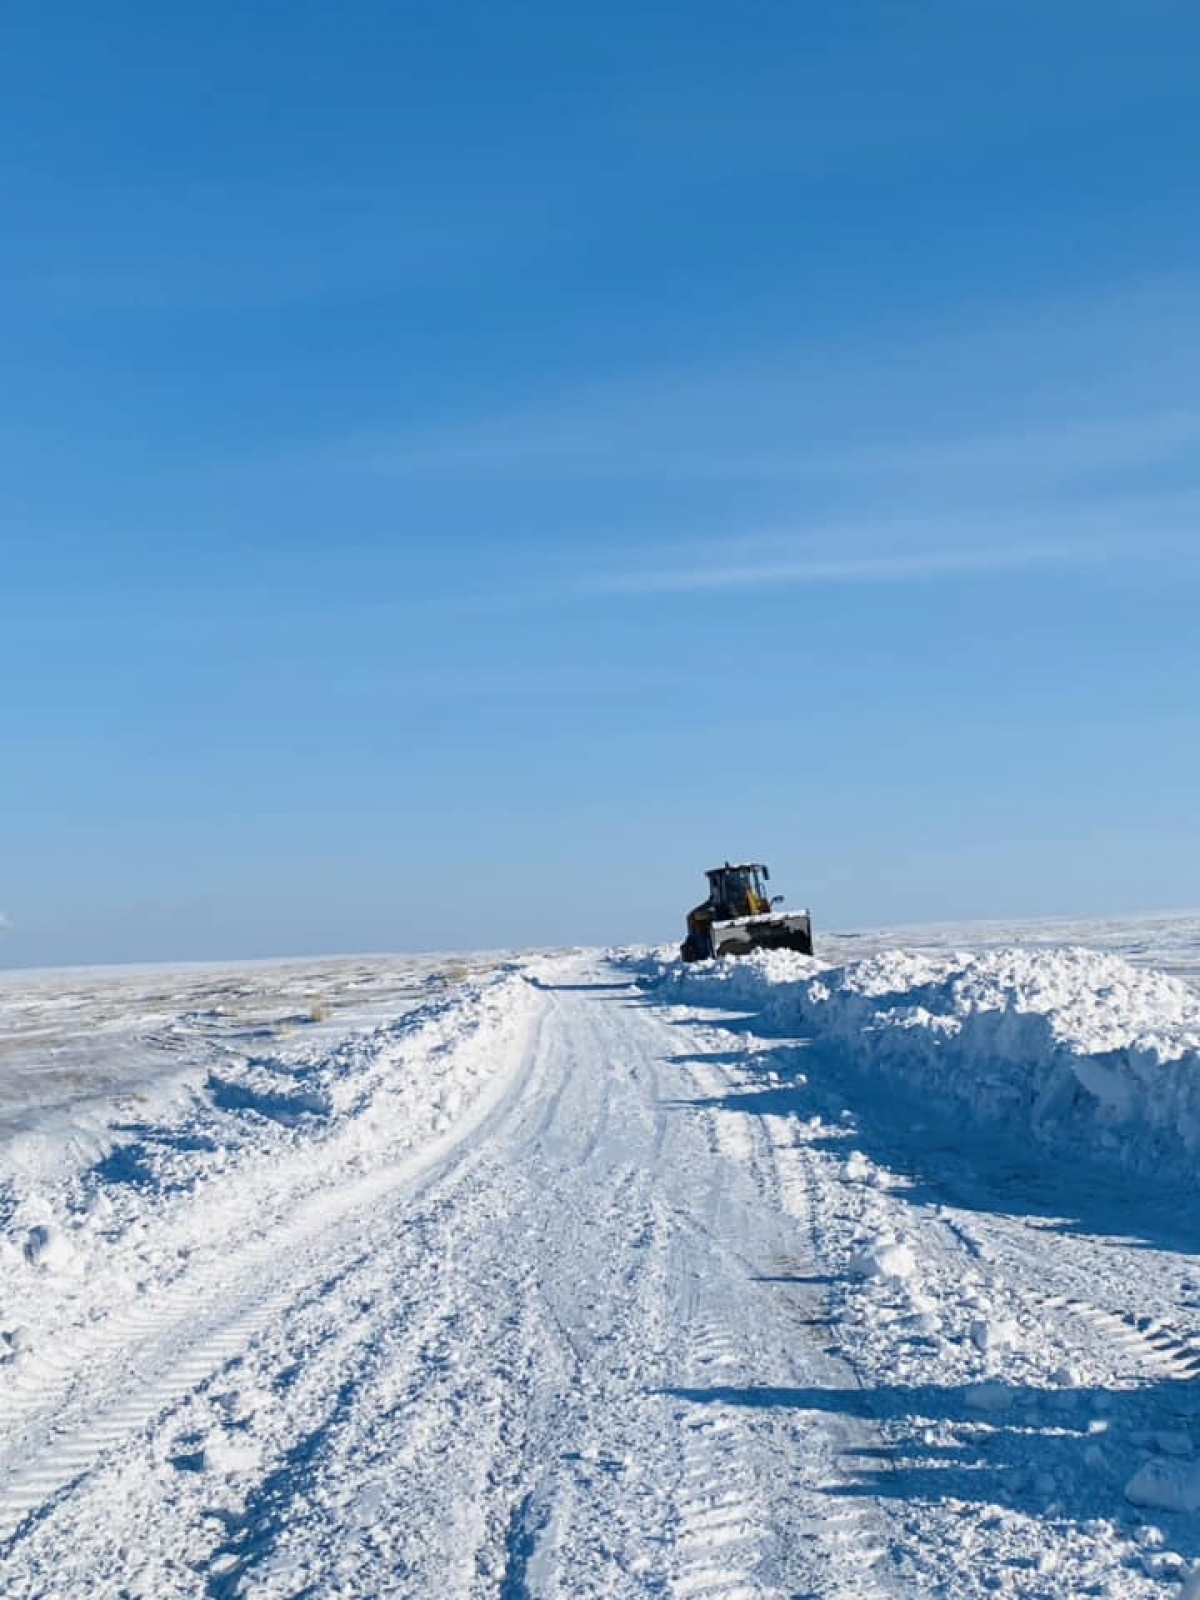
339,405 -> 1200,495
314,275 -> 1200,498
575,538 -> 1090,597
554,491 -> 1199,601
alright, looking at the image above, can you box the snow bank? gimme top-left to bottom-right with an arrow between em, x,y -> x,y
655,945 -> 1200,1184
0,960 -> 537,1370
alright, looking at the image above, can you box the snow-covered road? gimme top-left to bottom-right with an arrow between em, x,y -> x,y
3,928 -> 1200,1597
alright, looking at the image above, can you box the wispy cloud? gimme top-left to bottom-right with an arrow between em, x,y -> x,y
531,491 -> 1199,604
829,411 -> 1200,495
575,538 -> 1090,597
291,278 -> 1200,613
313,276 -> 1200,498
336,404 -> 1200,494
0,912 -> 12,932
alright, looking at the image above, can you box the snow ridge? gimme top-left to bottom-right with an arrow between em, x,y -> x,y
653,945 -> 1200,1185
0,959 -> 538,1493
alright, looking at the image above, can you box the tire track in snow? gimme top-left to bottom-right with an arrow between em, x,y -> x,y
750,1142 -> 900,1600
0,991 -> 546,1551
6,957 -> 930,1595
189,978 -> 670,1600
668,1318 -> 764,1600
658,1037 -> 905,1600
919,1205 -> 1200,1390
1037,1295 -> 1200,1382
0,1280 -> 295,1546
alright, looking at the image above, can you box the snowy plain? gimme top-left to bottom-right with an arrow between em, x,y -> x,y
2,913 -> 1200,1597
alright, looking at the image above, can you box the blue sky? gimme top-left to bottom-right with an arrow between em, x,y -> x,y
3,2 -> 1200,965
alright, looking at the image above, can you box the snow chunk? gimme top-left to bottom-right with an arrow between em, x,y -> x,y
1126,1458 -> 1200,1513
1,1325 -> 33,1360
24,1223 -> 73,1272
201,1430 -> 263,1476
842,1150 -> 873,1183
216,1386 -> 270,1425
969,1316 -> 1020,1355
850,1238 -> 916,1281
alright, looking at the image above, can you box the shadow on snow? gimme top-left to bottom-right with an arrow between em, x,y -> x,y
622,966 -> 1200,1261
662,1375 -> 1200,1560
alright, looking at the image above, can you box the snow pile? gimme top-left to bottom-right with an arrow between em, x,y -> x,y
0,962 -> 537,1376
849,1235 -> 916,1281
659,945 -> 1200,1182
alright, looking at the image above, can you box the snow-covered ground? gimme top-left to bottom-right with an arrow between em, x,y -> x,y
820,910 -> 1200,988
2,915 -> 1200,1596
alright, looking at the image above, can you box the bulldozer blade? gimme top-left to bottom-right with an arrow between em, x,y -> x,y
710,911 -> 814,959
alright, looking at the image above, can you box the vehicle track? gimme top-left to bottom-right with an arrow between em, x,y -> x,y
1039,1295 -> 1200,1384
0,992 -> 545,1555
2,956 -> 994,1598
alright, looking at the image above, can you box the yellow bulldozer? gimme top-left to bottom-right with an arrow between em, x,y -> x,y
680,861 -> 814,962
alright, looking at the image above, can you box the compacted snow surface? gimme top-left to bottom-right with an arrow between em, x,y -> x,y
2,917 -> 1200,1597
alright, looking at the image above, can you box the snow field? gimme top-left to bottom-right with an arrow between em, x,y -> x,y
3,918 -> 1200,1597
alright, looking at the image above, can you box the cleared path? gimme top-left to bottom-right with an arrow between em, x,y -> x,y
4,950 -> 1198,1597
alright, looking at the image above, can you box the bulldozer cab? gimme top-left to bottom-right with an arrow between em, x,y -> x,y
681,858 -> 812,962
707,862 -> 771,920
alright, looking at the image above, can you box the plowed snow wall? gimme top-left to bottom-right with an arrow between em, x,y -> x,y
652,946 -> 1200,1185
